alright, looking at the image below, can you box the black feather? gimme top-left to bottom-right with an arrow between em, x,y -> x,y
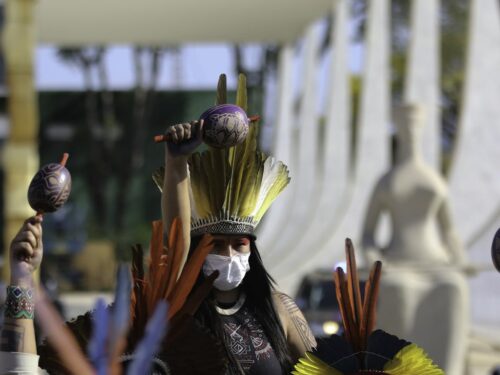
313,334 -> 359,373
365,329 -> 411,370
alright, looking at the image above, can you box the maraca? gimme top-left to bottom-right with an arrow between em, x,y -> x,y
28,153 -> 72,215
492,227 -> 500,272
154,104 -> 258,148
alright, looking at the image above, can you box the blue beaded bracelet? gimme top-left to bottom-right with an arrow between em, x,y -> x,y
4,286 -> 35,319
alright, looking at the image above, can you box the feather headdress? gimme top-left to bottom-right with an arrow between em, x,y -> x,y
153,73 -> 290,237
293,240 -> 444,375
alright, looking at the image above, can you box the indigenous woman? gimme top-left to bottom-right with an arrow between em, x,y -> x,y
157,76 -> 316,374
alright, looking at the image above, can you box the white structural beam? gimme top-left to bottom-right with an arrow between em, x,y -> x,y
404,0 -> 440,169
449,0 -> 500,244
276,0 -> 390,293
35,0 -> 333,45
256,44 -> 295,251
259,22 -> 321,259
266,0 -> 351,275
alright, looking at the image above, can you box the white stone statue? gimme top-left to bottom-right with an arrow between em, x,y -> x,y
361,104 -> 469,375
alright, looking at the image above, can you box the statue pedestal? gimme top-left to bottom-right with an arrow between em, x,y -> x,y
376,267 -> 469,375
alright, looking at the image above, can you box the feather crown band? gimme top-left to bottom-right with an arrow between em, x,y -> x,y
154,74 -> 290,237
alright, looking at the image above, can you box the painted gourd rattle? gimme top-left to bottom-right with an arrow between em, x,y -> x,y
154,104 -> 258,148
28,153 -> 72,216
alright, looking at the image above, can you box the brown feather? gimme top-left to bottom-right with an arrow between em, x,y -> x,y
360,260 -> 383,346
148,220 -> 166,313
35,289 -> 95,375
130,244 -> 147,335
181,271 -> 218,316
346,238 -> 363,327
336,268 -> 361,352
165,218 -> 185,299
168,234 -> 213,318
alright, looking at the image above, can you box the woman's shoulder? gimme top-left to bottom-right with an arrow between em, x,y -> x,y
270,291 -> 317,354
271,291 -> 301,314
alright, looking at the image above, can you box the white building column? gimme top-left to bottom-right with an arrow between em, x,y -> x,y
449,0 -> 500,330
404,0 -> 440,169
267,0 -> 351,276
277,0 -> 391,293
262,21 -> 323,264
255,43 -> 295,250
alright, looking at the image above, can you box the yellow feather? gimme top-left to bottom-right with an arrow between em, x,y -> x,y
236,73 -> 248,111
293,353 -> 343,375
384,343 -> 444,375
216,74 -> 227,105
254,160 -> 290,221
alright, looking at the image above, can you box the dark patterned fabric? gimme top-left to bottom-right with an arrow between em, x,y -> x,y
219,305 -> 282,375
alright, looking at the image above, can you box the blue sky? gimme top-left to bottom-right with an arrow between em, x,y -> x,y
35,39 -> 364,91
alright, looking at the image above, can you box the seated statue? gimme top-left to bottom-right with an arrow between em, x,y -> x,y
361,104 -> 469,375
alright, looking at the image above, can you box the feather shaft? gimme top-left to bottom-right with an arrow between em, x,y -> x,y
345,238 -> 363,328
361,261 -> 382,346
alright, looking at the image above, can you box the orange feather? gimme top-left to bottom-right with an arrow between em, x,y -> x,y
168,234 -> 213,318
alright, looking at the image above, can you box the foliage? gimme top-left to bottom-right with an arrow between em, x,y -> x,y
38,87 -> 227,260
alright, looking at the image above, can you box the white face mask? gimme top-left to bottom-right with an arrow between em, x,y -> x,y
202,253 -> 251,291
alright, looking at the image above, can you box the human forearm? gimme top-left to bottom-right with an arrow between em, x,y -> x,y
1,216 -> 43,354
162,154 -> 190,233
162,154 -> 191,270
1,283 -> 37,354
1,317 -> 36,354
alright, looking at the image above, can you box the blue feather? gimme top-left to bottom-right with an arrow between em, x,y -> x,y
88,298 -> 109,375
110,264 -> 132,348
127,301 -> 169,375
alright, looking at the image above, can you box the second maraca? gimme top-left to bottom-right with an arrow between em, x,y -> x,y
28,153 -> 72,215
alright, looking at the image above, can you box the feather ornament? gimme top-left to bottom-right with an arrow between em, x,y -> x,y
292,352 -> 343,375
88,298 -> 110,375
294,240 -> 444,375
383,344 -> 444,375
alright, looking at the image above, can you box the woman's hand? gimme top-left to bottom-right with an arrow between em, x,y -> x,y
9,216 -> 43,287
165,120 -> 204,157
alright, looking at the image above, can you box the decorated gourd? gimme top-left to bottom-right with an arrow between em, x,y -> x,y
28,153 -> 72,214
492,228 -> 500,272
199,104 -> 249,148
154,104 -> 255,149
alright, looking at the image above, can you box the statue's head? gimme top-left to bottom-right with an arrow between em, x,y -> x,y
393,103 -> 425,143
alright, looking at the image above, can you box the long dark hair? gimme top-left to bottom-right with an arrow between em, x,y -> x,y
189,236 -> 293,374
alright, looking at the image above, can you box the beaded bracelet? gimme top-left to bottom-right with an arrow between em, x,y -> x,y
4,286 -> 35,319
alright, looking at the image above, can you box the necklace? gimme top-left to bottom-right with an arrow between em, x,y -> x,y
215,293 -> 246,316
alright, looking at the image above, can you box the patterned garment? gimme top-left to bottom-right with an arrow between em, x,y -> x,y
219,305 -> 282,374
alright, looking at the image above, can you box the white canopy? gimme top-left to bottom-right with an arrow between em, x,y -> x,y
36,0 -> 333,45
